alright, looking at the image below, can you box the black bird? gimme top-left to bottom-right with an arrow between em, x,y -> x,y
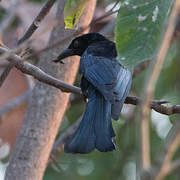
54,33 -> 132,153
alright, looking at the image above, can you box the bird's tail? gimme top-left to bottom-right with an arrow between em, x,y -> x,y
64,86 -> 115,154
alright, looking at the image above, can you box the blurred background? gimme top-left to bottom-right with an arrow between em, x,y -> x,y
0,0 -> 180,179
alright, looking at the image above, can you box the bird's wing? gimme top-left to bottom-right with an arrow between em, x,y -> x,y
111,68 -> 132,120
80,51 -> 132,120
80,53 -> 120,103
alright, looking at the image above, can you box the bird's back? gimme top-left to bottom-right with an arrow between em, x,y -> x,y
79,40 -> 132,120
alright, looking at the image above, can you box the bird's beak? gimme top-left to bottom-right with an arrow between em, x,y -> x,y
53,48 -> 75,63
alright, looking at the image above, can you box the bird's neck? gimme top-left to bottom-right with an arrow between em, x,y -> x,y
87,41 -> 117,58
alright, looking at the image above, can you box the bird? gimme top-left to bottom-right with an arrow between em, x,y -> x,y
54,33 -> 132,154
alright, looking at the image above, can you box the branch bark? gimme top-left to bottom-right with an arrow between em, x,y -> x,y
18,0 -> 57,44
50,116 -> 83,162
0,90 -> 31,118
140,0 -> 179,174
0,46 -> 180,116
154,121 -> 180,180
0,46 -> 81,94
5,0 -> 97,179
0,0 -> 56,91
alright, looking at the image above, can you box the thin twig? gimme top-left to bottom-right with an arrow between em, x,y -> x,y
50,116 -> 82,161
5,0 -> 97,178
18,0 -> 57,45
0,90 -> 31,118
0,0 -> 21,34
0,46 -> 81,94
49,155 -> 63,172
0,72 -> 34,119
0,0 -> 56,89
140,0 -> 179,172
0,62 -> 14,87
0,71 -> 33,119
166,159 -> 180,174
0,0 -> 57,88
133,60 -> 152,78
0,8 -> 118,58
155,122 -> 180,180
0,0 -> 22,87
26,9 -> 120,60
125,96 -> 169,105
125,96 -> 180,115
109,0 -> 121,12
0,42 -> 31,88
0,46 -> 180,116
99,20 -> 115,35
0,7 -> 119,88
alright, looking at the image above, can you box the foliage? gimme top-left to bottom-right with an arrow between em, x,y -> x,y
43,1 -> 179,180
43,40 -> 180,180
64,0 -> 88,29
0,0 -> 179,179
115,0 -> 173,69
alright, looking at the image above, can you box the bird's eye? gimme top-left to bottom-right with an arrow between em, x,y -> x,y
73,40 -> 79,49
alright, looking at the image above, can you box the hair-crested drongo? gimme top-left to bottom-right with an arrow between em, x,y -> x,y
54,33 -> 132,154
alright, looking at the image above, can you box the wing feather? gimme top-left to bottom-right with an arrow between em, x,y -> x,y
80,52 -> 120,103
80,51 -> 132,120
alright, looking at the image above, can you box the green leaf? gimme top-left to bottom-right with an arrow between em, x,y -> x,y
64,0 -> 88,29
115,0 -> 173,69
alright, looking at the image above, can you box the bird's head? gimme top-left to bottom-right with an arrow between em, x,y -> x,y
53,33 -> 107,63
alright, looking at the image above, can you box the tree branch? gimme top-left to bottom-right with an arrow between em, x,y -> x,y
154,122 -> 180,180
5,0 -> 97,179
0,46 -> 180,116
0,46 -> 81,94
0,39 -> 32,88
49,116 -> 82,163
167,159 -> 180,174
0,0 -> 56,93
133,60 -> 152,78
0,62 -> 14,87
125,96 -> 180,115
0,4 -> 119,89
0,74 -> 33,119
18,0 -> 57,45
0,90 -> 31,118
140,0 -> 180,173
26,8 -> 120,60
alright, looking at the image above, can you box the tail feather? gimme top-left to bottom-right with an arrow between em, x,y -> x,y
64,91 -> 96,153
64,86 -> 115,153
94,91 -> 115,152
